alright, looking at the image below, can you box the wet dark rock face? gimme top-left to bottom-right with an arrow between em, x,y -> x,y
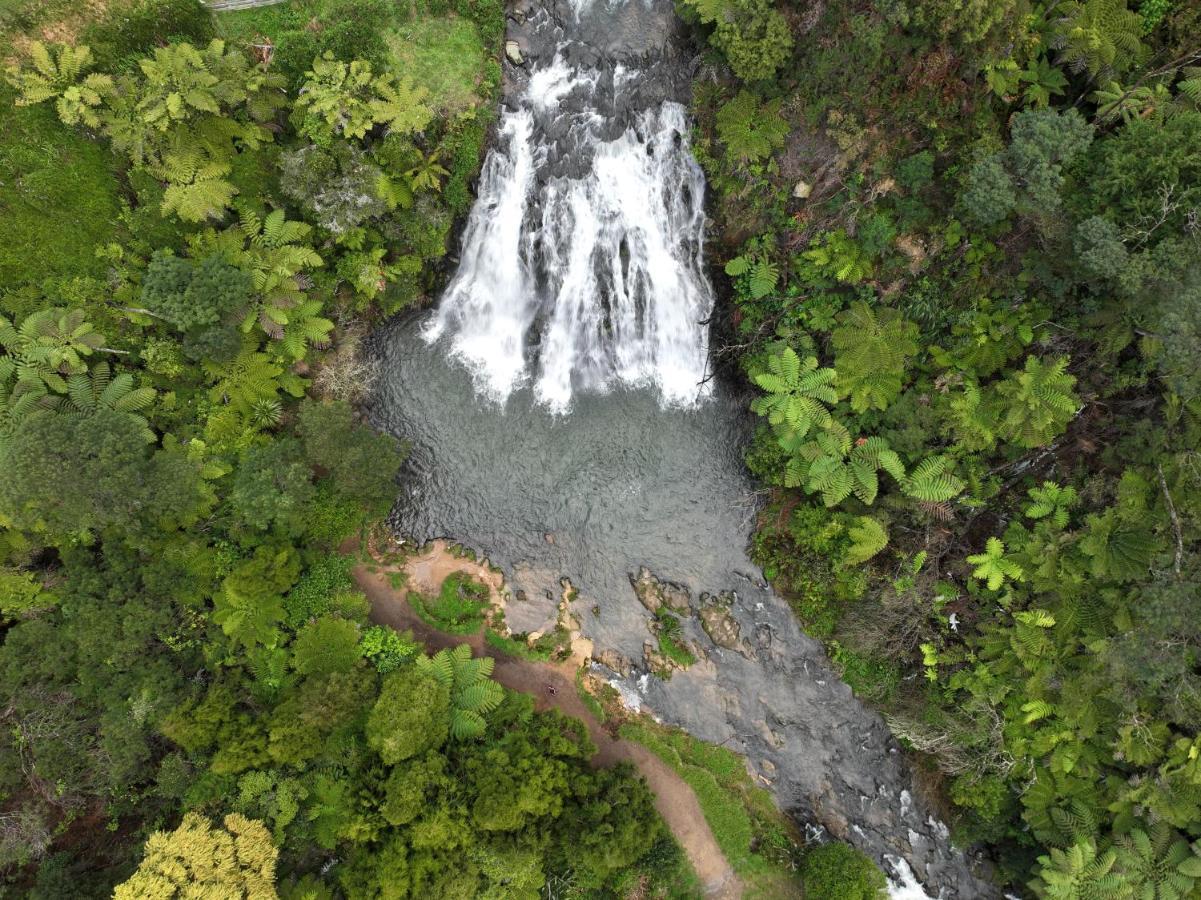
368,0 -> 1002,894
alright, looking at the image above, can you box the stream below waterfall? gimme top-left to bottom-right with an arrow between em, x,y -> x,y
367,0 -> 999,895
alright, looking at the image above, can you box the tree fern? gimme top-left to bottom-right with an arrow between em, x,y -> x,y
46,363 -> 157,443
791,428 -> 905,505
0,308 -> 104,393
715,91 -> 788,165
902,456 -> 965,504
831,301 -> 919,412
416,645 -> 504,741
967,537 -> 1025,591
843,516 -> 889,567
1025,482 -> 1078,528
4,42 -> 111,126
750,347 -> 837,447
1115,825 -> 1201,899
996,356 -> 1080,450
1053,0 -> 1145,79
802,230 -> 873,285
369,73 -> 432,137
1030,838 -> 1127,900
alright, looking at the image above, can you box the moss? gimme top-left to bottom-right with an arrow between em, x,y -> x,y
383,15 -> 487,116
0,89 -> 122,288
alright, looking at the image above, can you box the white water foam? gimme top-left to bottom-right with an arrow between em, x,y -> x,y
425,57 -> 713,412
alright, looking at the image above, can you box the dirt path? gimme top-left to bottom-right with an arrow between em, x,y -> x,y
354,550 -> 742,899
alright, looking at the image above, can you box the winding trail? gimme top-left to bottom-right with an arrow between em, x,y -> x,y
352,547 -> 742,899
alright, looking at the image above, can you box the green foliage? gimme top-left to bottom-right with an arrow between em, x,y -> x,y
1053,0 -> 1145,78
359,624 -> 419,673
799,841 -> 888,900
995,356 -> 1080,449
831,302 -> 918,412
416,643 -> 504,740
715,90 -> 788,165
366,666 -> 450,763
291,616 -> 360,676
411,571 -> 491,634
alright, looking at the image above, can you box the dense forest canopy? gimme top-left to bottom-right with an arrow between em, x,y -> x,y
0,0 -> 1197,896
681,0 -> 1201,895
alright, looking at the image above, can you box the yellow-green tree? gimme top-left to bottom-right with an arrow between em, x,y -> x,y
115,812 -> 279,899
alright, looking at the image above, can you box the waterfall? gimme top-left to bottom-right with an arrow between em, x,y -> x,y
424,46 -> 714,412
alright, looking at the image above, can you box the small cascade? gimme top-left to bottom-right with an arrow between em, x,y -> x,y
424,40 -> 713,411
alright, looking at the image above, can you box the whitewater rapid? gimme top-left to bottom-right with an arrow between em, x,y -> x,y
424,53 -> 714,411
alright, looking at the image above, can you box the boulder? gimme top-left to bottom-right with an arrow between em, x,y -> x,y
630,566 -> 691,613
505,40 -> 524,66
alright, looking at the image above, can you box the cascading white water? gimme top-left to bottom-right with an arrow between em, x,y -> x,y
424,53 -> 714,412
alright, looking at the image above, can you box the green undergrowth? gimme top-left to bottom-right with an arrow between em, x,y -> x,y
655,610 -> 698,670
614,832 -> 705,899
409,571 -> 490,634
574,669 -> 607,723
619,720 -> 803,896
0,87 -> 122,288
383,15 -> 488,115
483,628 -> 554,661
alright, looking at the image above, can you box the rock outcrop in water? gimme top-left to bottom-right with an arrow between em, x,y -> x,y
369,0 -> 1002,894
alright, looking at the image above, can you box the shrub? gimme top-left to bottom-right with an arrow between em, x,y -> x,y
800,842 -> 887,899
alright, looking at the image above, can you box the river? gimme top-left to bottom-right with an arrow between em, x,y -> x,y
366,0 -> 998,894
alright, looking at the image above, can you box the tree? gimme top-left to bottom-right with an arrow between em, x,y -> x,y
291,616 -> 360,676
995,356 -> 1080,449
416,644 -> 505,741
365,666 -> 450,764
142,252 -> 252,333
380,751 -> 452,826
113,812 -> 278,900
296,399 -> 404,512
0,408 -> 195,538
230,439 -> 316,532
831,302 -> 919,412
279,143 -> 388,235
681,0 -> 793,82
961,109 -> 1093,228
715,91 -> 788,165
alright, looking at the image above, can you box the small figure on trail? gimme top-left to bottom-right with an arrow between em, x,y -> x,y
545,683 -> 558,696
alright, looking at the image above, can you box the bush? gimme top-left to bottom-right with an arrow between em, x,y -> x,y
410,572 -> 489,634
284,555 -> 354,628
800,842 -> 887,900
